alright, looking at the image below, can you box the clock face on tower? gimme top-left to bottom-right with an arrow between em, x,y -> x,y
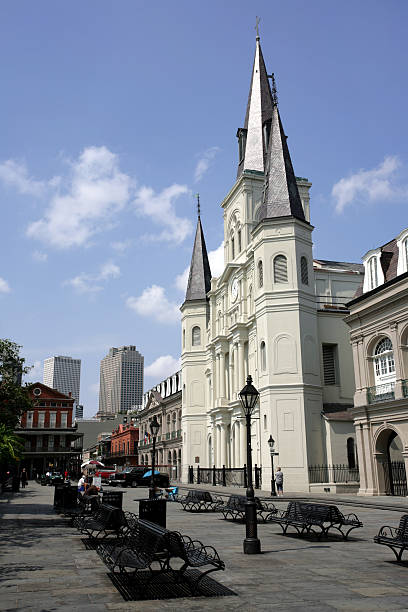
231,278 -> 239,302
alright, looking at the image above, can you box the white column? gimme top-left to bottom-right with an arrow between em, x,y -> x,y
240,418 -> 246,467
220,423 -> 227,467
234,421 -> 241,467
238,341 -> 245,390
362,424 -> 376,494
220,352 -> 226,399
216,354 -> 220,400
216,425 -> 221,467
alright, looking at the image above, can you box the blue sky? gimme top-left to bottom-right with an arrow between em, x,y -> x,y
1,1 -> 407,417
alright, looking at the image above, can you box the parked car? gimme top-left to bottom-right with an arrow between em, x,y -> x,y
108,466 -> 169,488
94,467 -> 117,483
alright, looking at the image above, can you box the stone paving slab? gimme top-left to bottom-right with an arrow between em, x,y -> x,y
1,483 -> 408,610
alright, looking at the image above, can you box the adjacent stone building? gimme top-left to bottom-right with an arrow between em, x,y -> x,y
345,227 -> 408,496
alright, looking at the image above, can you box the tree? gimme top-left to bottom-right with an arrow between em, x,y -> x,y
0,424 -> 24,464
0,339 -> 33,428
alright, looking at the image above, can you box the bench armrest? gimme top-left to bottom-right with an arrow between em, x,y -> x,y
343,512 -> 360,523
261,502 -> 277,512
124,511 -> 138,532
377,525 -> 399,538
194,544 -> 224,566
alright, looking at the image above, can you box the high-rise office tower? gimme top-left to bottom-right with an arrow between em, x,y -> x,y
98,346 -> 144,416
43,356 -> 81,404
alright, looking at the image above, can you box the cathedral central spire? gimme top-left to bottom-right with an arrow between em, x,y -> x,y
237,34 -> 273,178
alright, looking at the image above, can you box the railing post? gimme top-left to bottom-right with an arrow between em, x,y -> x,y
212,464 -> 216,486
197,465 -> 201,484
244,464 -> 248,488
254,464 -> 259,489
222,465 -> 226,487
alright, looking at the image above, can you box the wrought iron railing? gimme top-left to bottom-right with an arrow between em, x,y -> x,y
106,451 -> 138,458
382,461 -> 407,496
188,465 -> 262,488
315,295 -> 351,311
402,379 -> 408,398
367,382 -> 395,404
308,464 -> 360,484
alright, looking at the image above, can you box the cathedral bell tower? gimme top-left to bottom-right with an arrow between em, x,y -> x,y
180,203 -> 212,481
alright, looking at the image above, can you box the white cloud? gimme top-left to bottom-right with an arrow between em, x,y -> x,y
32,250 -> 48,262
64,260 -> 121,294
0,159 -> 46,196
332,156 -> 407,213
145,355 -> 181,380
208,241 -> 225,277
194,147 -> 220,183
126,284 -> 180,324
133,184 -> 193,244
111,240 -> 131,253
175,241 -> 224,294
28,360 -> 42,382
27,146 -> 133,248
0,277 -> 11,293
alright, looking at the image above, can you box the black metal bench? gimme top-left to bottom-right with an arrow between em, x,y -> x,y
74,503 -> 131,540
221,494 -> 277,523
101,490 -> 124,509
374,514 -> 408,562
64,494 -> 100,522
97,518 -> 225,594
179,490 -> 224,512
269,501 -> 362,540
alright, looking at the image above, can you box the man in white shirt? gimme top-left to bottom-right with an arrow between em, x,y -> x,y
77,474 -> 86,493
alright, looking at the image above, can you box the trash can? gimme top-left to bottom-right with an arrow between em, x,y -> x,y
12,476 -> 20,492
139,498 -> 167,528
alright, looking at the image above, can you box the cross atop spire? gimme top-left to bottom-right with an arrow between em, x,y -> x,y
255,16 -> 260,40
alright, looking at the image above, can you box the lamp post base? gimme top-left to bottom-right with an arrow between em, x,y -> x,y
243,537 -> 261,554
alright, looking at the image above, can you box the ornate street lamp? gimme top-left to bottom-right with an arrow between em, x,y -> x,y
239,375 -> 261,554
268,435 -> 279,496
149,415 -> 160,499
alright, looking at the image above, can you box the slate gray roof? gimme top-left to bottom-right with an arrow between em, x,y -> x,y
184,216 -> 212,302
237,37 -> 273,178
257,104 -> 306,222
314,259 -> 364,273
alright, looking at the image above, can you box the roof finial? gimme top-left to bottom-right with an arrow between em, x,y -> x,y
269,72 -> 278,107
255,16 -> 260,40
195,193 -> 200,218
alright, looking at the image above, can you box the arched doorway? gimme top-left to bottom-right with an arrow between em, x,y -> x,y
377,429 -> 407,496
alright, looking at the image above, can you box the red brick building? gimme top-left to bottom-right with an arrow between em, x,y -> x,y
107,423 -> 139,467
16,382 -> 83,478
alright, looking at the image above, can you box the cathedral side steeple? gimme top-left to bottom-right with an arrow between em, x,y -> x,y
184,206 -> 212,302
258,88 -> 306,223
236,35 -> 274,178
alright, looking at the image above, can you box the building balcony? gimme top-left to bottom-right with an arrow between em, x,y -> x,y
23,446 -> 81,455
367,381 -> 396,404
106,451 -> 138,459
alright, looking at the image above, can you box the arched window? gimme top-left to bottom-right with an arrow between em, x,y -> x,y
374,338 -> 395,382
258,260 -> 263,288
300,256 -> 308,285
238,229 -> 242,253
260,341 -> 266,371
347,438 -> 356,469
182,329 -> 185,348
192,326 -> 201,346
231,236 -> 235,260
368,256 -> 378,290
274,255 -> 288,283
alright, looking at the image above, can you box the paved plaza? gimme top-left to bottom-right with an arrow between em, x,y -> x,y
1,483 -> 408,611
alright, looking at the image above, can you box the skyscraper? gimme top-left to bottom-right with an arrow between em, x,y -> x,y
43,356 -> 81,404
98,346 -> 144,416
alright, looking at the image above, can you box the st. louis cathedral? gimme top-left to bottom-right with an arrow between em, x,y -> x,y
180,34 -> 363,492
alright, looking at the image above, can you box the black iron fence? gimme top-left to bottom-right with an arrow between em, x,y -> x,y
308,464 -> 360,484
383,461 -> 408,497
188,465 -> 262,489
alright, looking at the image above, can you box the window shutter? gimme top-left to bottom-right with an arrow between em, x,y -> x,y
323,345 -> 336,385
301,257 -> 308,285
274,255 -> 288,283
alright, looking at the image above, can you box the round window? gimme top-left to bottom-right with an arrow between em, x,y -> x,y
33,387 -> 42,396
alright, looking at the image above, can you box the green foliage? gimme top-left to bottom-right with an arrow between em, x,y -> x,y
0,339 -> 34,428
0,424 -> 24,463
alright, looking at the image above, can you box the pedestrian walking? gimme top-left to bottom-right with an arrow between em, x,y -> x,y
275,466 -> 284,496
21,468 -> 28,489
77,474 -> 86,493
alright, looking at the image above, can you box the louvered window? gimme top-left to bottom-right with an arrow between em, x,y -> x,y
300,256 -> 308,285
274,255 -> 288,283
368,256 -> 378,290
192,326 -> 201,346
322,345 -> 336,385
260,341 -> 266,371
258,261 -> 263,288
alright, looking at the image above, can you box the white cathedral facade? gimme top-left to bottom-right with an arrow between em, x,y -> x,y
180,35 -> 363,492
